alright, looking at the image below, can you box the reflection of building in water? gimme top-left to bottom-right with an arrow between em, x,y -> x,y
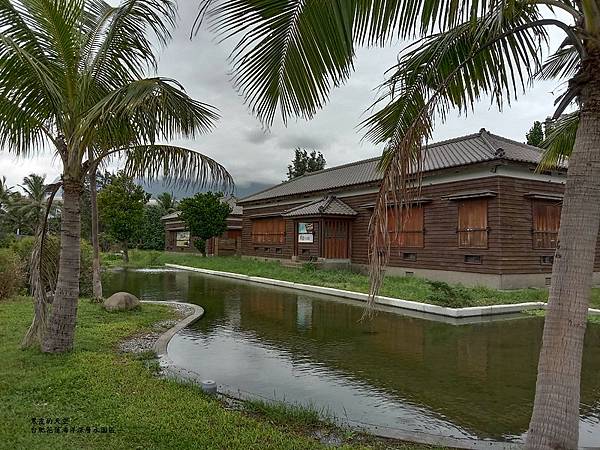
223,292 -> 242,328
296,296 -> 313,329
240,287 -> 298,326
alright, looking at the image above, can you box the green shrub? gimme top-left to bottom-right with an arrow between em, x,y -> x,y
425,280 -> 474,308
0,248 -> 24,299
10,235 -> 93,297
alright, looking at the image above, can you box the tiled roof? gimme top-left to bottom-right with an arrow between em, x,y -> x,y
240,129 -> 564,203
160,196 -> 242,221
161,211 -> 181,221
282,196 -> 357,217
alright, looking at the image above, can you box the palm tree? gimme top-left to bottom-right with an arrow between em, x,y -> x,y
0,0 -> 232,353
0,176 -> 11,213
156,192 -> 177,213
197,1 -> 599,447
18,174 -> 51,228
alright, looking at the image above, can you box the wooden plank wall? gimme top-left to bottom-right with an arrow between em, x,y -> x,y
239,175 -> 600,275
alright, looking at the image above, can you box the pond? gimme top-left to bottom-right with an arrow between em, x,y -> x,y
103,268 -> 600,446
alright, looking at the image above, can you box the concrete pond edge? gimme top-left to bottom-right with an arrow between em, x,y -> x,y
164,263 -> 600,319
140,300 -> 205,359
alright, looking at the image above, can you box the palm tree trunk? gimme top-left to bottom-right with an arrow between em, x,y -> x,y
41,179 -> 82,353
89,152 -> 103,302
526,60 -> 600,449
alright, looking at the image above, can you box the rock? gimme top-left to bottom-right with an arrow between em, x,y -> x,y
103,292 -> 140,312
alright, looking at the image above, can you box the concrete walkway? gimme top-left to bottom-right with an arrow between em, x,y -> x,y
165,263 -> 600,319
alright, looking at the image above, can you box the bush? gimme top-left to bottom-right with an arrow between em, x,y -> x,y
11,235 -> 93,297
425,280 -> 474,308
0,248 -> 24,299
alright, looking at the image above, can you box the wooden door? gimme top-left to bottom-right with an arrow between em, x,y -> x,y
323,220 -> 349,259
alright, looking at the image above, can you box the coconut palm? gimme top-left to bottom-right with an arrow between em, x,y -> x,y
0,0 -> 232,353
156,192 -> 177,213
17,173 -> 53,227
0,176 -> 11,213
197,1 -> 598,447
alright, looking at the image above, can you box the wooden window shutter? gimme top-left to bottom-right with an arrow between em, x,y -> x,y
532,200 -> 561,249
388,206 -> 424,248
457,199 -> 488,248
251,218 -> 285,244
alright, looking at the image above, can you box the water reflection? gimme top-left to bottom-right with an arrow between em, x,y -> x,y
103,269 -> 600,445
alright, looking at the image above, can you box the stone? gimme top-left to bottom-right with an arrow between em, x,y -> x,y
103,292 -> 141,312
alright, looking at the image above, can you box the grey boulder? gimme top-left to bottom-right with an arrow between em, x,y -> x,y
103,292 -> 141,312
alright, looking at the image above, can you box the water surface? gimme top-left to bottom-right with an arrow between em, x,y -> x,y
103,269 -> 600,445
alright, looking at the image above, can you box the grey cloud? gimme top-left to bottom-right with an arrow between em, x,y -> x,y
245,128 -> 274,145
277,133 -> 330,151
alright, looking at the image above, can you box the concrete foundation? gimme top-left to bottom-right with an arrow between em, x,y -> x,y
352,264 -> 600,290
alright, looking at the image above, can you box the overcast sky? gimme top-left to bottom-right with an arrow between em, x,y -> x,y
0,2 -> 566,197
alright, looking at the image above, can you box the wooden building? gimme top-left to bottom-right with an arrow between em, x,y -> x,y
237,129 -> 597,289
161,196 -> 243,256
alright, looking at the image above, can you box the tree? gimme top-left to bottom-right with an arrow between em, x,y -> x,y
156,192 -> 178,213
97,173 -> 149,263
0,177 -> 13,245
198,1 -> 600,447
287,148 -> 326,179
16,174 -> 60,232
0,1 -> 232,353
179,192 -> 231,256
526,121 -> 545,147
139,204 -> 167,250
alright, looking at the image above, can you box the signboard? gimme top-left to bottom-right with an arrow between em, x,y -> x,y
298,233 -> 314,243
297,222 -> 314,243
176,231 -> 190,247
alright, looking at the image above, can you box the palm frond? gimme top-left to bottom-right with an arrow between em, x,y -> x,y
82,0 -> 177,90
537,44 -> 580,79
78,77 -> 219,152
353,0 -> 504,44
197,0 -> 356,126
106,144 -> 234,192
21,181 -> 61,349
538,111 -> 578,171
0,95 -> 52,155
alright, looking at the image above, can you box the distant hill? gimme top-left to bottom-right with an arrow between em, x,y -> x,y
140,180 -> 273,200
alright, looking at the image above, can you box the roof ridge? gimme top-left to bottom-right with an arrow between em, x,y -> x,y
423,131 -> 485,150
477,128 -> 502,157
486,132 -> 544,154
282,196 -> 325,214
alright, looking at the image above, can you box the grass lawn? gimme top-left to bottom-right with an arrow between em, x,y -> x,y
103,250 -> 600,309
0,297 -> 442,450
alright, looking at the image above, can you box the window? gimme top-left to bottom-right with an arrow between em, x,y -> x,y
251,218 -> 285,244
457,199 -> 488,248
464,255 -> 482,264
402,252 -> 417,261
388,206 -> 424,248
532,200 -> 561,249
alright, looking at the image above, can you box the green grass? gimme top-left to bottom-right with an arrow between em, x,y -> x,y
243,399 -> 332,429
0,297 -> 443,450
101,250 -> 600,309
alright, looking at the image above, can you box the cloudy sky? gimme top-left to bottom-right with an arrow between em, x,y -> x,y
0,2 -> 566,197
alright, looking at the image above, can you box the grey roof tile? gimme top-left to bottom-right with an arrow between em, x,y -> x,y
241,129 -> 564,203
282,196 -> 357,217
